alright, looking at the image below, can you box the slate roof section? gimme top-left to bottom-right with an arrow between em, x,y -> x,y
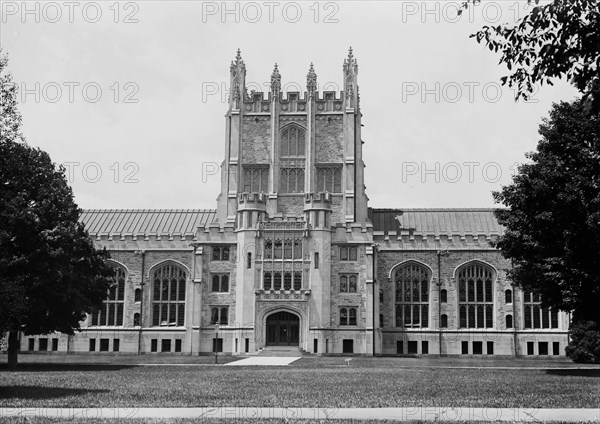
79,209 -> 217,236
368,208 -> 504,237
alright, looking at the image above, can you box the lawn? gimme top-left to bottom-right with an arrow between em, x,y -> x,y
1,356 -> 599,409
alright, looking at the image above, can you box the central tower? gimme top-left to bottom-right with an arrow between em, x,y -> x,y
216,48 -> 368,225
199,49 -> 375,355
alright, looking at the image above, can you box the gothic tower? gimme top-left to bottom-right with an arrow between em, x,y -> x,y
199,49 -> 375,355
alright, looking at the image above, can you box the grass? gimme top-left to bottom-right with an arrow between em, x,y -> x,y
1,355 -> 599,409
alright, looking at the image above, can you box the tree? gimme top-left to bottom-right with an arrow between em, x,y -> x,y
493,99 -> 600,360
0,51 -> 114,368
464,0 -> 600,114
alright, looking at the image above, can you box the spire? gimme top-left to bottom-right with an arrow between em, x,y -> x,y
343,46 -> 358,77
307,63 -> 317,96
230,48 -> 245,73
271,63 -> 281,95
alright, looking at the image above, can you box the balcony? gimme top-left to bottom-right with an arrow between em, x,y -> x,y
254,289 -> 311,301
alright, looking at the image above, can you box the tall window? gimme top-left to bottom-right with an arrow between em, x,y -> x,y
243,166 -> 269,193
91,265 -> 125,326
263,271 -> 301,290
280,125 -> 305,157
151,263 -> 186,326
523,292 -> 558,329
316,166 -> 342,193
264,233 -> 302,260
458,262 -> 494,328
505,289 -> 512,304
280,166 -> 305,193
212,246 -> 230,261
211,274 -> 229,292
210,307 -> 228,325
340,275 -> 358,293
340,307 -> 357,325
394,262 -> 430,328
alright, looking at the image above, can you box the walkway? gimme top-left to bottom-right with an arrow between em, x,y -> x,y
2,407 -> 598,421
224,356 -> 301,366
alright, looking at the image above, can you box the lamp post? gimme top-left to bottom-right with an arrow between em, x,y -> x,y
371,243 -> 380,357
214,323 -> 220,364
437,249 -> 449,356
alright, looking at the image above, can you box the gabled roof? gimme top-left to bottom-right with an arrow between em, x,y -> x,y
79,209 -> 217,237
368,208 -> 504,237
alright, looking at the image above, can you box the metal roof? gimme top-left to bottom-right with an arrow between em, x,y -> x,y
368,208 -> 504,236
79,209 -> 217,236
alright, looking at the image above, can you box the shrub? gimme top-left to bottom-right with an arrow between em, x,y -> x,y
566,320 -> 600,364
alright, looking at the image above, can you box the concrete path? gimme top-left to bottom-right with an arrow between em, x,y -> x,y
2,407 -> 598,421
225,356 -> 301,366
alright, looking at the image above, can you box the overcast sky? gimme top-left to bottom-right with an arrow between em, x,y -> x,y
2,1 -> 578,210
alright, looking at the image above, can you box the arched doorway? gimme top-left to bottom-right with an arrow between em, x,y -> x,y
266,311 -> 299,346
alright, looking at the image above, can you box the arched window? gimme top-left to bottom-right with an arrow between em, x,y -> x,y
441,314 -> 448,328
133,313 -> 140,327
280,125 -> 305,157
151,263 -> 186,327
440,289 -> 447,303
134,288 -> 141,302
379,289 -> 384,304
505,289 -> 512,304
91,265 -> 126,327
379,314 -> 384,328
457,262 -> 494,328
506,314 -> 513,329
394,262 -> 430,328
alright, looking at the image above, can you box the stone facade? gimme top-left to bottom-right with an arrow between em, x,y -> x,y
21,50 -> 569,357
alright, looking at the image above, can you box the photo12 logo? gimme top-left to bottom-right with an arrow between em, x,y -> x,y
201,1 -> 339,24
15,82 -> 139,104
62,162 -> 140,184
1,1 -> 140,23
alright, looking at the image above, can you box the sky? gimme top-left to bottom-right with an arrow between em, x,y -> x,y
1,0 -> 579,210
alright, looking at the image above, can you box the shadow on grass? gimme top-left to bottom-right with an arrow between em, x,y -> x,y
545,368 -> 600,377
0,385 -> 109,400
0,363 -> 137,372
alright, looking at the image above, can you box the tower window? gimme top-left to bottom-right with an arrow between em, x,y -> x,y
280,167 -> 305,193
280,125 -> 305,157
316,166 -> 342,193
243,166 -> 269,193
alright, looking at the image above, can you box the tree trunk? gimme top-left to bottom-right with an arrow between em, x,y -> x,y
8,331 -> 18,369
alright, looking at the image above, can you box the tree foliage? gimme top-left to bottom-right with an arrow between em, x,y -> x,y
464,0 -> 600,113
493,99 -> 600,326
0,51 -> 114,367
565,320 -> 600,363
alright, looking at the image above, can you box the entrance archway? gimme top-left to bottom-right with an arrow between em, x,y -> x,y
266,311 -> 300,346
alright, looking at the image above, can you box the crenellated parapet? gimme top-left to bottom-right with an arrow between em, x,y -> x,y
304,192 -> 332,230
195,222 -> 237,243
237,192 -> 267,229
331,221 -> 374,244
242,90 -> 344,114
